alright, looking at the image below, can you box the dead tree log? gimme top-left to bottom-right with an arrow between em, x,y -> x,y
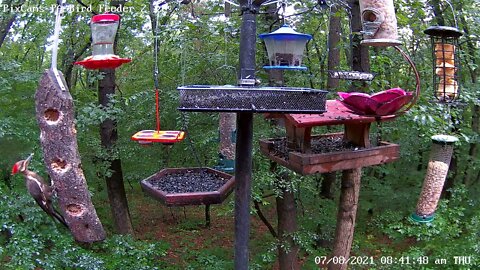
328,168 -> 361,270
35,69 -> 106,243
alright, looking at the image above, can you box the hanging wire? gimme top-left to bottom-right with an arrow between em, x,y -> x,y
442,0 -> 458,28
154,10 -> 161,132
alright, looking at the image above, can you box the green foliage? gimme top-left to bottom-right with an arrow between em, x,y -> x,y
0,183 -> 169,269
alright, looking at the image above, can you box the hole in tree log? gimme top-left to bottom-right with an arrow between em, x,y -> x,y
66,203 -> 86,217
363,10 -> 378,22
51,159 -> 71,174
44,108 -> 62,124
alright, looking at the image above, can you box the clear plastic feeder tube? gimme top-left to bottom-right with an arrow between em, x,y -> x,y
412,135 -> 458,222
91,14 -> 119,57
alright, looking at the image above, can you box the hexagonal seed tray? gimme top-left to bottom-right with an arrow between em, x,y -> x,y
140,167 -> 235,206
178,85 -> 328,113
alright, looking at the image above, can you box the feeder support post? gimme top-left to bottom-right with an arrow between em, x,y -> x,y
412,135 -> 458,222
329,168 -> 362,270
234,1 -> 264,269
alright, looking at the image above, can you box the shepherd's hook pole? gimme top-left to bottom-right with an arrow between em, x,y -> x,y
234,1 -> 260,269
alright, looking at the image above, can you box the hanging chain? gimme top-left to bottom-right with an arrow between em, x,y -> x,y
281,0 -> 286,25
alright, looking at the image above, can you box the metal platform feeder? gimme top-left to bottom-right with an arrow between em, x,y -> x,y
178,85 -> 328,113
141,167 -> 235,206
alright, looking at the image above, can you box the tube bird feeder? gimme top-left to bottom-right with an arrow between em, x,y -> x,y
359,0 -> 401,46
75,14 -> 131,69
259,25 -> 312,70
411,135 -> 458,223
424,26 -> 463,103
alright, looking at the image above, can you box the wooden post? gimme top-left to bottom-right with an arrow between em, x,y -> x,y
329,123 -> 368,269
328,168 -> 361,270
35,69 -> 106,243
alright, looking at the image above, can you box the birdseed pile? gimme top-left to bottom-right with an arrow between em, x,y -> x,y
147,169 -> 229,194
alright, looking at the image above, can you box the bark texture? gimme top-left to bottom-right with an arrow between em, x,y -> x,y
327,4 -> 341,90
276,183 -> 299,270
35,69 -> 106,243
348,0 -> 370,91
219,113 -> 236,160
329,168 -> 361,270
98,68 -> 133,235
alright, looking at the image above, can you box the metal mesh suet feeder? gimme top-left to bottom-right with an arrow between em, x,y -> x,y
424,26 -> 463,103
411,135 -> 458,223
359,0 -> 401,46
259,25 -> 312,70
75,14 -> 131,69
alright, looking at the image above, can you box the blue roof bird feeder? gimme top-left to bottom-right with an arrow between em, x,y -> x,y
259,25 -> 312,71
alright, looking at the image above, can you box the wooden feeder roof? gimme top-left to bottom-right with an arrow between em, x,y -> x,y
284,100 -> 397,128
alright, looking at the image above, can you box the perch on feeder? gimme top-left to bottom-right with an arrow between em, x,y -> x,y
424,26 -> 463,103
75,14 -> 131,69
359,0 -> 401,46
411,135 -> 458,223
259,24 -> 312,70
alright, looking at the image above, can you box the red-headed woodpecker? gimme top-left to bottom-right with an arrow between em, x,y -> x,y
12,154 -> 68,228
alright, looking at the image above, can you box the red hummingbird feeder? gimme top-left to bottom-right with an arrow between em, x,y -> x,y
75,14 -> 131,69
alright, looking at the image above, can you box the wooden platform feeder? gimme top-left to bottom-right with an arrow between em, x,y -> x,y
141,167 -> 235,206
261,100 -> 400,174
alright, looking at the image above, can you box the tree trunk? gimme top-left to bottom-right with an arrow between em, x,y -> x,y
64,41 -> 91,89
35,69 -> 106,243
348,0 -> 369,91
0,0 -> 25,48
0,15 -> 15,48
218,113 -> 236,170
320,4 -> 342,199
329,168 -> 361,270
320,172 -> 336,199
457,3 -> 479,185
98,68 -> 133,235
465,105 -> 479,185
327,4 -> 341,90
277,184 -> 299,270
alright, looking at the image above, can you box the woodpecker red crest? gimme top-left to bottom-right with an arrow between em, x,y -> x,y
11,153 -> 33,175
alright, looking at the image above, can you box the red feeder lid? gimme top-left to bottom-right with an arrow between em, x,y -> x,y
75,55 -> 131,69
92,13 -> 120,23
131,130 -> 186,144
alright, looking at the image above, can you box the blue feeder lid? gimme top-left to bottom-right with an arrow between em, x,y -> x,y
259,24 -> 312,41
263,65 -> 308,71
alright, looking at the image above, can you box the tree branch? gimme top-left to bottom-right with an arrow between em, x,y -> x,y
253,199 -> 277,238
